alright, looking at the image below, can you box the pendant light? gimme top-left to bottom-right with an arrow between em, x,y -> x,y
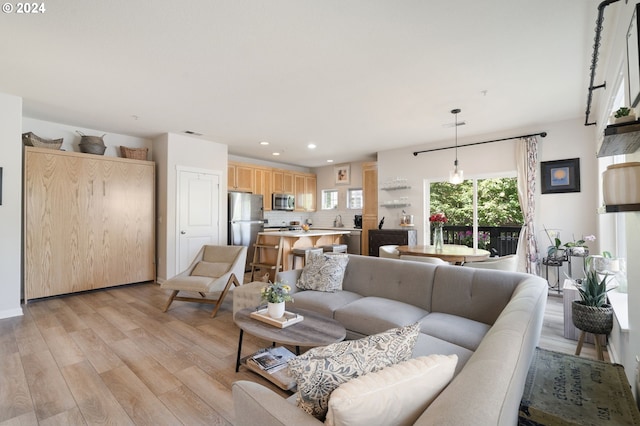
449,108 -> 464,184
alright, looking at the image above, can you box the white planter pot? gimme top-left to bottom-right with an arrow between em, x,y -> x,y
267,302 -> 285,319
602,162 -> 640,205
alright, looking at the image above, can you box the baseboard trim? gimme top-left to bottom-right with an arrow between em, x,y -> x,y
0,307 -> 23,319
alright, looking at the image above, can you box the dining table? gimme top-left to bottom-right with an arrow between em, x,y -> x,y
397,244 -> 491,264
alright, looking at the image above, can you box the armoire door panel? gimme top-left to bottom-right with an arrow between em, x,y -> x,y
24,147 -> 155,301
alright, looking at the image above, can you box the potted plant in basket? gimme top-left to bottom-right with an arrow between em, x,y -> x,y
571,259 -> 614,336
261,281 -> 293,319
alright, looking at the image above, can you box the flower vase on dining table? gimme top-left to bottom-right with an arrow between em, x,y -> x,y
433,225 -> 444,251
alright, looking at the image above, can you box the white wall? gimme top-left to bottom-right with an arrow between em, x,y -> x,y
378,118 -> 598,259
312,161 -> 365,228
0,93 -> 23,319
153,133 -> 228,282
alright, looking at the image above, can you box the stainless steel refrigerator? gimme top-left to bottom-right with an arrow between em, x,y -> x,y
228,192 -> 264,271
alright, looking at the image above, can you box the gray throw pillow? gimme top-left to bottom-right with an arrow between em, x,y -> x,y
287,322 -> 420,420
296,252 -> 349,292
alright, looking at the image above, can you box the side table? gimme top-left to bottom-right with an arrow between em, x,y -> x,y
542,256 -> 564,293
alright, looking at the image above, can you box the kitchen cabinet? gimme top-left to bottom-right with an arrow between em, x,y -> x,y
362,162 -> 378,256
293,173 -> 317,212
294,173 -> 317,212
24,147 -> 155,301
228,161 -> 254,192
254,167 -> 273,210
272,169 -> 294,194
305,175 -> 317,211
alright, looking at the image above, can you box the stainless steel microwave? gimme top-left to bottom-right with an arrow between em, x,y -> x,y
272,193 -> 295,211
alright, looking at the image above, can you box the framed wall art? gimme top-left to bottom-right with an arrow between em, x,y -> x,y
334,164 -> 350,185
541,158 -> 581,194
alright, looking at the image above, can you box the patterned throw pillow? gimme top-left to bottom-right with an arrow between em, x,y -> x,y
296,253 -> 349,292
287,322 -> 420,420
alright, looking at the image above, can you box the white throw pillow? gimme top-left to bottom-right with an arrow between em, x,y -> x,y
287,323 -> 420,420
296,252 -> 349,292
325,355 -> 458,426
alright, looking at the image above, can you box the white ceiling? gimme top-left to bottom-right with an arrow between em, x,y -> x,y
0,0 -> 600,167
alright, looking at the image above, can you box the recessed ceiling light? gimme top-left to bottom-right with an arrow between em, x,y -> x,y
260,141 -> 270,145
327,159 -> 334,163
307,143 -> 316,149
272,152 -> 280,156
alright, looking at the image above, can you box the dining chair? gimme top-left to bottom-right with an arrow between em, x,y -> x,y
463,254 -> 518,271
161,245 -> 247,317
379,245 -> 400,258
399,255 -> 447,265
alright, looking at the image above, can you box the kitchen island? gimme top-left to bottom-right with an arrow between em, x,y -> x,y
252,229 -> 352,281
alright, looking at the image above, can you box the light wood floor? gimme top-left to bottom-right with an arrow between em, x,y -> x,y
0,283 -> 606,425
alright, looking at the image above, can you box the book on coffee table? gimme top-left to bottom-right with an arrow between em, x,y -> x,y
250,346 -> 296,372
244,347 -> 297,390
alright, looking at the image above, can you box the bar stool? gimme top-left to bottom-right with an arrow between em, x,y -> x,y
292,247 -> 323,269
321,244 -> 348,253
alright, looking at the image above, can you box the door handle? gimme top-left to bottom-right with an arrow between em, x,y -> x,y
181,231 -> 186,235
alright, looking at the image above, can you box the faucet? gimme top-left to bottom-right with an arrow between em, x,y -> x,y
334,214 -> 343,228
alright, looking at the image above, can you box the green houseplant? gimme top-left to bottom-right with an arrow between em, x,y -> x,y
571,260 -> 613,335
612,106 -> 636,124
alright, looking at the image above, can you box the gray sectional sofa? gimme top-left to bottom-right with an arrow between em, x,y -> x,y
232,255 -> 547,426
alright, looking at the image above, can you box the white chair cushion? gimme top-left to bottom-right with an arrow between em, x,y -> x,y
325,354 -> 458,426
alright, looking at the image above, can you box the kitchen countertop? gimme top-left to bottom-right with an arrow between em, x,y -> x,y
258,229 -> 353,238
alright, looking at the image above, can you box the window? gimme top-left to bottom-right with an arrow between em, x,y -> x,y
321,189 -> 338,210
428,177 -> 523,254
347,188 -> 363,209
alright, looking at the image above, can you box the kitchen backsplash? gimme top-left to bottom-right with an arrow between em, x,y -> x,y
264,208 -> 362,228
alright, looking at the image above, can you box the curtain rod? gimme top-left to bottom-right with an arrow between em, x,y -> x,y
412,131 -> 547,156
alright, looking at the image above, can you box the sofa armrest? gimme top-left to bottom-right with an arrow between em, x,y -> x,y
232,381 -> 322,426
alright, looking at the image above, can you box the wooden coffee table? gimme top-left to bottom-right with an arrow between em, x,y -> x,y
234,306 -> 346,372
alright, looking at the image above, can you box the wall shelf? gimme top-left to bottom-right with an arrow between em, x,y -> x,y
597,121 -> 640,157
605,204 -> 640,213
381,185 -> 411,191
380,203 -> 411,208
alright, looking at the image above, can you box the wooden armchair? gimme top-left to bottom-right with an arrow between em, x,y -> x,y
161,245 -> 247,317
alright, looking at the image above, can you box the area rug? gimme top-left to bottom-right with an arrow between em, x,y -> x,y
518,348 -> 640,425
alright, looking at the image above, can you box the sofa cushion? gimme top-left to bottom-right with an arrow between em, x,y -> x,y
419,312 -> 491,351
289,290 -> 362,319
191,261 -> 231,277
297,253 -> 349,292
412,333 -> 474,376
325,355 -> 458,426
334,296 -> 429,336
287,322 -> 420,420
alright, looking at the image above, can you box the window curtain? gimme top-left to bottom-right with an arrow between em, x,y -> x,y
516,137 -> 540,274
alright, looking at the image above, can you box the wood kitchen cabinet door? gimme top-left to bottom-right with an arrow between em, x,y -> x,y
254,167 -> 273,210
361,162 -> 378,256
228,162 -> 254,192
24,147 -> 155,301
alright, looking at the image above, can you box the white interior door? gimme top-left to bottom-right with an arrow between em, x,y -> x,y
177,168 -> 221,272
